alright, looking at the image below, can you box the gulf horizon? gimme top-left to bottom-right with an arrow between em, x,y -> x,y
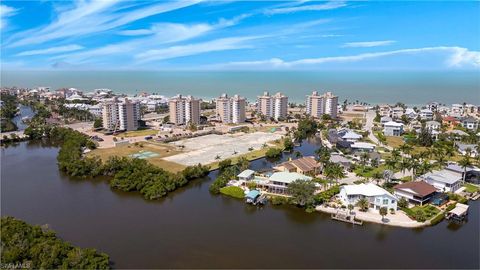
2,70 -> 479,105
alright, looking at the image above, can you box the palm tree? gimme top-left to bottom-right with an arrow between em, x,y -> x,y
356,198 -> 369,212
458,155 -> 473,184
324,163 -> 345,185
379,207 -> 388,222
360,152 -> 370,168
398,158 -> 411,177
399,143 -> 413,156
385,157 -> 397,171
391,149 -> 401,162
347,204 -> 354,215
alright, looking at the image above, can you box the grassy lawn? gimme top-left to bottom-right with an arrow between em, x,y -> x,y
464,183 -> 480,193
220,186 -> 245,199
354,165 -> 387,178
385,136 -> 405,148
121,129 -> 158,138
87,141 -> 186,173
403,205 -> 440,222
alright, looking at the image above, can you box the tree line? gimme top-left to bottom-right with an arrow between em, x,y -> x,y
0,93 -> 19,132
28,126 -> 210,200
1,216 -> 110,269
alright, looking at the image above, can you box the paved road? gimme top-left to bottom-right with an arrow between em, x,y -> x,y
364,110 -> 393,150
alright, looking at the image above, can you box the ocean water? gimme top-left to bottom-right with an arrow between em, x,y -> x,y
1,70 -> 479,105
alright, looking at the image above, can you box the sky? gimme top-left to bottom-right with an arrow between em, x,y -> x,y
1,0 -> 479,70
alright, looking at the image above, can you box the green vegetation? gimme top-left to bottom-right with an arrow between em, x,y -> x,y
93,118 -> 103,128
356,198 -> 369,212
447,192 -> 468,204
265,147 -> 283,158
283,137 -> 294,151
269,195 -> 291,205
1,216 -> 110,269
314,185 -> 340,205
379,206 -> 388,221
429,212 -> 445,225
293,117 -> 319,141
220,186 -> 245,199
397,197 -> 408,208
0,93 -> 19,132
36,126 -> 209,200
403,205 -> 440,222
209,166 -> 239,194
463,183 -> 479,193
288,180 -> 317,208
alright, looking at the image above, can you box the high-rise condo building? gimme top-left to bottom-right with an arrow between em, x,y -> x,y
169,94 -> 201,125
305,91 -> 338,118
102,98 -> 140,131
215,93 -> 246,124
257,91 -> 288,120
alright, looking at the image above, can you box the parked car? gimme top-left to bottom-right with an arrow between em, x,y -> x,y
144,136 -> 153,140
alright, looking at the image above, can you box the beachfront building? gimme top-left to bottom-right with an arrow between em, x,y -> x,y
339,183 -> 398,210
461,116 -> 479,130
419,109 -> 434,120
249,171 -> 313,195
383,121 -> 404,136
273,156 -> 322,176
420,169 -> 462,192
215,93 -> 246,124
393,181 -> 437,205
305,91 -> 338,119
169,94 -> 201,125
102,98 -> 141,131
257,91 -> 288,120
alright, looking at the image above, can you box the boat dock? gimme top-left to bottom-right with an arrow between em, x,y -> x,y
331,210 -> 363,225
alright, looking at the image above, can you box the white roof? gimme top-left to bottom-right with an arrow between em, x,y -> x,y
449,203 -> 469,216
342,183 -> 395,198
268,172 -> 312,184
342,131 -> 362,140
405,108 -> 416,114
384,121 -> 404,127
423,169 -> 462,184
237,169 -> 255,178
351,142 -> 376,150
420,109 -> 432,113
448,130 -> 468,136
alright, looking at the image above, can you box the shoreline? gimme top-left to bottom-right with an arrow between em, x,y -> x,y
316,205 -> 428,228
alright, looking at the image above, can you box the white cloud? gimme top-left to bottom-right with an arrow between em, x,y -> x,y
265,1 -> 346,15
342,40 -> 396,48
0,4 -> 17,30
135,36 -> 261,63
212,46 -> 480,69
16,45 -> 84,56
7,0 -> 202,47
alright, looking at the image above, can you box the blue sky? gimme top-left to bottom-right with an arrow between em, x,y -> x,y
1,0 -> 479,70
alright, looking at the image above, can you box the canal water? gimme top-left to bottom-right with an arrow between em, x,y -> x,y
12,105 -> 35,131
1,139 -> 479,269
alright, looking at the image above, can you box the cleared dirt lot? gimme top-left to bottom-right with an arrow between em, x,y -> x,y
164,132 -> 284,166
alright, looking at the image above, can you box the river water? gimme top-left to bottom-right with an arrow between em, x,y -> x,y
1,139 -> 479,269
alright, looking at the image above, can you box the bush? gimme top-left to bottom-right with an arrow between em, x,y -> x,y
265,147 -> 283,158
220,186 -> 245,199
314,185 -> 340,205
430,213 -> 444,225
445,202 -> 457,211
1,217 -> 110,269
398,197 -> 408,208
270,195 -> 290,205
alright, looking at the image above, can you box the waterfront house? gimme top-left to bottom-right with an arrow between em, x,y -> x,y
445,163 -> 480,184
405,108 -> 417,119
442,116 -> 460,129
237,169 -> 255,181
393,181 -> 437,205
350,142 -> 376,152
383,121 -> 404,136
341,131 -> 363,142
339,183 -> 398,210
420,169 -> 462,192
274,156 -> 321,176
456,143 -> 478,157
419,109 -> 434,120
461,116 -> 479,130
330,153 -> 352,171
391,106 -> 405,119
425,121 -> 441,132
250,172 -> 313,195
380,116 -> 393,124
